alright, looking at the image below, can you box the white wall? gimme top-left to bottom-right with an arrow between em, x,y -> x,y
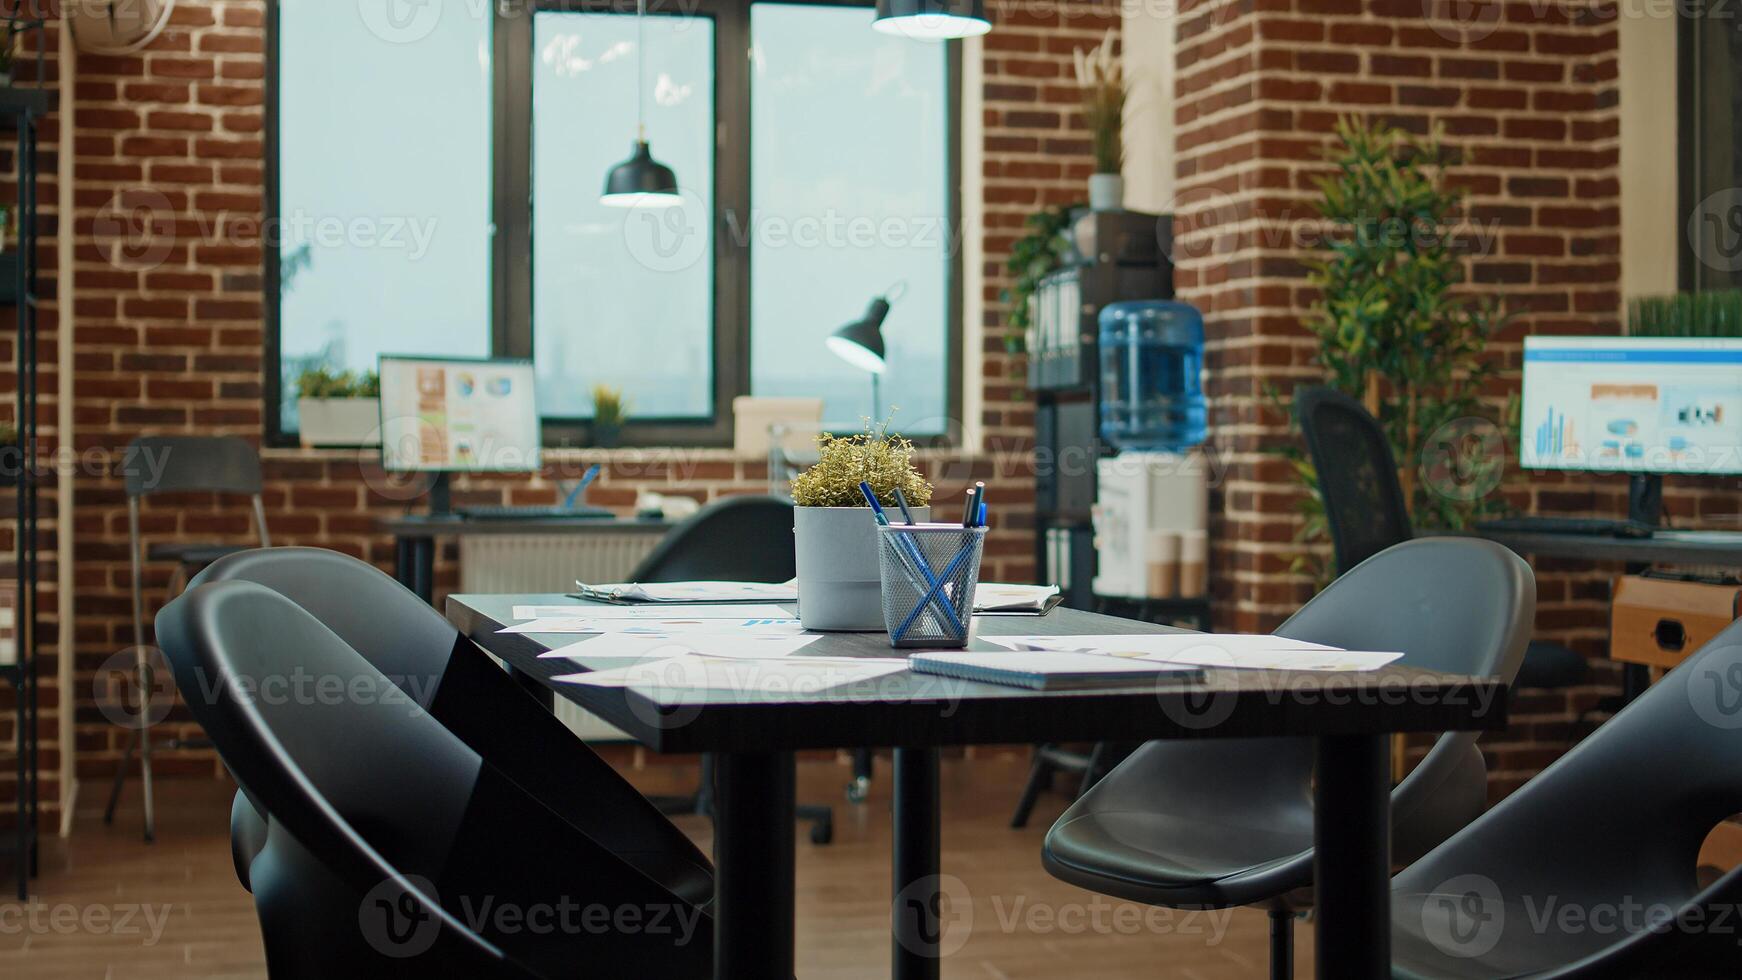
1619,0 -> 1679,302
1122,2 -> 1176,211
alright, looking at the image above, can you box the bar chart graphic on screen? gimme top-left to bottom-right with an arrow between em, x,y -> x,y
1520,337 -> 1742,475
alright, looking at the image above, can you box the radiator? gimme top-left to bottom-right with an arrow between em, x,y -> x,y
460,532 -> 664,741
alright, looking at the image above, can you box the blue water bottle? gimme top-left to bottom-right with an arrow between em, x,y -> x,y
1098,300 -> 1207,451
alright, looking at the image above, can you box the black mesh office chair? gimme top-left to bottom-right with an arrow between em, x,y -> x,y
106,435 -> 271,842
190,547 -> 714,910
1295,386 -> 1588,692
1043,538 -> 1534,979
156,580 -> 713,978
1391,617 -> 1742,978
629,495 -> 835,844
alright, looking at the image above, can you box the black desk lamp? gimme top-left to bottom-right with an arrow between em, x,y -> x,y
828,284 -> 903,421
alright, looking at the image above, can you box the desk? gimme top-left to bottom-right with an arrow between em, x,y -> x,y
379,514 -> 672,603
1472,528 -> 1742,568
449,594 -> 1508,980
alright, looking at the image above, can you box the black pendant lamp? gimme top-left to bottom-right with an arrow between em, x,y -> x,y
871,0 -> 991,40
601,0 -> 681,208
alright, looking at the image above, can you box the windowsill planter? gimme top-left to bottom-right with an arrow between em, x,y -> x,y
297,397 -> 382,448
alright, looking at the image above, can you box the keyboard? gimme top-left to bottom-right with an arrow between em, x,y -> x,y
457,505 -> 615,521
1476,516 -> 1655,539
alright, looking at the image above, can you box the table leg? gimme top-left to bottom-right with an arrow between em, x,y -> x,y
892,747 -> 941,980
393,534 -> 435,605
713,751 -> 795,980
1314,734 -> 1391,979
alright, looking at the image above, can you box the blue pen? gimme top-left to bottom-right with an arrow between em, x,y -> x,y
977,501 -> 986,526
563,463 -> 601,509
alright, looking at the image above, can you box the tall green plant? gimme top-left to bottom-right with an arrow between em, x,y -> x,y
1287,117 -> 1509,578
1000,203 -> 1080,353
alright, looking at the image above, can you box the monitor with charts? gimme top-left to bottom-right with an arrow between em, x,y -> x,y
1520,336 -> 1742,476
378,356 -> 541,473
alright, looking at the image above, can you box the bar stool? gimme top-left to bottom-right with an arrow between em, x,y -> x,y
103,435 -> 270,842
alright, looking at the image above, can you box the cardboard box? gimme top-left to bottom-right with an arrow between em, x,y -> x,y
1610,575 -> 1742,670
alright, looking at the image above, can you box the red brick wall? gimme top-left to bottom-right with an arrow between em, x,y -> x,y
1170,0 -> 1742,796
0,0 -> 1129,824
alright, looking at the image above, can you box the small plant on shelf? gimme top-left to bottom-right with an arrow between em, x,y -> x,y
294,367 -> 381,447
1072,28 -> 1126,211
590,384 -> 628,448
1001,202 -> 1081,354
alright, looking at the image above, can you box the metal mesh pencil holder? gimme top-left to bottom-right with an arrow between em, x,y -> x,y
877,524 -> 987,648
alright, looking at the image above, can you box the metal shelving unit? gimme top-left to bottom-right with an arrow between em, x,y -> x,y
0,79 -> 51,901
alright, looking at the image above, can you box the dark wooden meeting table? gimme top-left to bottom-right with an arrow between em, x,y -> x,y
448,593 -> 1509,980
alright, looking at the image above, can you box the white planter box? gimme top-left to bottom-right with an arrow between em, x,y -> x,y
298,397 -> 382,447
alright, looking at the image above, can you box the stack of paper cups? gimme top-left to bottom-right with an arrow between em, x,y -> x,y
1180,529 -> 1208,597
1146,530 -> 1180,598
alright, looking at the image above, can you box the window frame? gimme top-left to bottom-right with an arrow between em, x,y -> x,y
265,0 -> 963,449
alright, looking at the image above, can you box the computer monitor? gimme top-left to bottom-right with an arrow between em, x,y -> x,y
1520,336 -> 1742,481
378,356 -> 541,481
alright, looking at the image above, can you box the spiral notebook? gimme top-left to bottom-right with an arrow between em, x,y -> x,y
907,650 -> 1205,691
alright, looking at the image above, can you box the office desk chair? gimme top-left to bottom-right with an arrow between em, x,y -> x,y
629,494 -> 835,844
157,581 -> 712,979
1043,538 -> 1534,979
192,547 -> 715,911
1392,617 -> 1742,978
1296,386 -> 1589,694
105,435 -> 270,842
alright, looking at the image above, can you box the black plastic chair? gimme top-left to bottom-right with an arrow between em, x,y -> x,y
1295,386 -> 1588,693
1043,537 -> 1534,979
157,579 -> 713,978
627,495 -> 836,844
1391,617 -> 1742,978
107,434 -> 271,842
189,546 -> 713,910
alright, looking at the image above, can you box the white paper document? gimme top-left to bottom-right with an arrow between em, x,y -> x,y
540,632 -> 823,662
511,603 -> 793,621
574,581 -> 799,603
500,616 -> 804,636
984,633 -> 1402,672
972,583 -> 1061,614
553,653 -> 907,695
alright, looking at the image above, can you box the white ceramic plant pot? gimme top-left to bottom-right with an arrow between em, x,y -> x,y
793,504 -> 929,631
1088,172 -> 1125,213
298,397 -> 382,447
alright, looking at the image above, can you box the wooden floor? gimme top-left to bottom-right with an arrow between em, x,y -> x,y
0,756 -> 1311,978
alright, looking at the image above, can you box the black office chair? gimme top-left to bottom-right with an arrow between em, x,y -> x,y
1043,537 -> 1534,979
628,495 -> 836,845
107,434 -> 271,842
189,546 -> 714,909
1295,386 -> 1589,692
156,580 -> 713,978
1391,617 -> 1742,978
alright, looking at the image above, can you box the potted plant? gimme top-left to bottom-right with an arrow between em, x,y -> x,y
591,384 -> 627,448
790,425 -> 932,631
296,367 -> 382,447
1074,30 -> 1126,213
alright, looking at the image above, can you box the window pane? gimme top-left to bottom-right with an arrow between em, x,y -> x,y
277,0 -> 492,429
750,4 -> 951,435
533,12 -> 715,420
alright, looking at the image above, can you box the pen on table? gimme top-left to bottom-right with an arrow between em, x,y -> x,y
563,463 -> 602,509
959,488 -> 977,527
892,485 -> 917,525
859,481 -> 963,630
976,483 -> 989,528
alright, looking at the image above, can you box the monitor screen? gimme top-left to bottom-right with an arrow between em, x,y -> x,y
378,356 -> 541,472
1520,336 -> 1742,476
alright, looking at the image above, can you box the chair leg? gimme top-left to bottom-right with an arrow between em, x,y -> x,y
1009,745 -> 1054,829
846,747 -> 874,803
103,729 -> 138,825
1268,907 -> 1294,980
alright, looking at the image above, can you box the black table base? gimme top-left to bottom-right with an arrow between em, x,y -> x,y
1313,734 -> 1392,979
713,751 -> 796,979
891,748 -> 942,980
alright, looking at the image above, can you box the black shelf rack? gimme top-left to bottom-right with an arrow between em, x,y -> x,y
0,78 -> 50,900
1029,210 -> 1205,622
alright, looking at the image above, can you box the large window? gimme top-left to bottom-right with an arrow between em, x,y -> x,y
269,0 -> 960,445
272,0 -> 494,431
